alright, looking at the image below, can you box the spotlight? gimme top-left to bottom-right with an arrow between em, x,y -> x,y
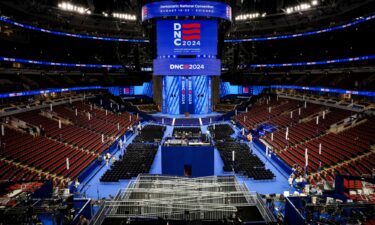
58,2 -> 91,15
112,12 -> 137,21
284,1 -> 318,14
235,12 -> 265,21
311,0 -> 319,6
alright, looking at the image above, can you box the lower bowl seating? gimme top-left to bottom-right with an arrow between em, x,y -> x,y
132,125 -> 166,143
216,142 -> 275,180
100,143 -> 159,182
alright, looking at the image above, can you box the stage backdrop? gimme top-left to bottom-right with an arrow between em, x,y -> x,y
162,76 -> 212,115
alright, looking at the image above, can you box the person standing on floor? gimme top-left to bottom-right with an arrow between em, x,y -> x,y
288,174 -> 295,190
105,154 -> 110,167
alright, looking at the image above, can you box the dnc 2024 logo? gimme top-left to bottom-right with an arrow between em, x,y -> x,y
169,64 -> 205,70
173,22 -> 201,47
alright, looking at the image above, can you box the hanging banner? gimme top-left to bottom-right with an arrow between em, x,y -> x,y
180,76 -> 187,114
187,76 -> 194,114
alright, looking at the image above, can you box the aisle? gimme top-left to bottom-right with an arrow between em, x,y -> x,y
236,142 -> 297,195
78,133 -> 137,199
214,147 -> 226,175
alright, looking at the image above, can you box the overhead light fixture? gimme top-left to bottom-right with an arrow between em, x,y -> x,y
58,2 -> 91,15
311,0 -> 319,6
235,12 -> 266,21
284,1 -> 318,14
112,12 -> 137,21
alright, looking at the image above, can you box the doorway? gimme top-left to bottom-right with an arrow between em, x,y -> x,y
184,165 -> 192,177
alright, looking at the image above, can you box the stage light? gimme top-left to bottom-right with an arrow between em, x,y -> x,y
311,0 -> 319,6
58,2 -> 91,15
235,12 -> 266,21
112,12 -> 137,21
284,1 -> 318,14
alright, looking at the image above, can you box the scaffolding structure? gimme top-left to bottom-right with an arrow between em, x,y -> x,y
91,175 -> 276,224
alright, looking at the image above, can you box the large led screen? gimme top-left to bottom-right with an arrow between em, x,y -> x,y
153,58 -> 221,76
157,20 -> 218,56
142,1 -> 232,22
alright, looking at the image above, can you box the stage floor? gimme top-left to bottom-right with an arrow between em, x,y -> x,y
150,112 -> 223,118
78,122 -> 297,199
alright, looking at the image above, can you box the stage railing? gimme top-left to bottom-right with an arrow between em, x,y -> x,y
255,193 -> 277,223
89,201 -> 108,225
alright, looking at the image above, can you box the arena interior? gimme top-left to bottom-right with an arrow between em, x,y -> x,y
0,0 -> 375,224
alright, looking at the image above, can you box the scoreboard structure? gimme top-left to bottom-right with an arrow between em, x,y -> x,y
142,0 -> 232,115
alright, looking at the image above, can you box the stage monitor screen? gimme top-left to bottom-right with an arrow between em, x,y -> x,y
157,20 -> 218,56
142,1 -> 232,22
153,58 -> 221,76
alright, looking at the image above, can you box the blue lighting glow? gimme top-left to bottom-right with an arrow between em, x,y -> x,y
225,14 -> 375,42
0,86 -> 106,99
247,55 -> 375,68
2,84 -> 374,99
271,85 -> 375,97
2,14 -> 374,43
0,16 -> 149,43
1,55 -> 375,69
0,56 -> 123,68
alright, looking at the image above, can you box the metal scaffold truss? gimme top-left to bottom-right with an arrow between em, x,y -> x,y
91,175 -> 276,224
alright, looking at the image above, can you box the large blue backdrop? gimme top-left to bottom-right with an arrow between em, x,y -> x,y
162,76 -> 212,114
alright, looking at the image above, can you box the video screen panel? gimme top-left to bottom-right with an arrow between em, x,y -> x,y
142,1 -> 232,21
153,58 -> 221,76
157,20 -> 218,56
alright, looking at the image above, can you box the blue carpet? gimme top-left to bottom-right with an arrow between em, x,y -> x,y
218,122 -> 297,194
78,133 -> 136,199
78,122 -> 297,200
149,145 -> 162,174
164,125 -> 174,137
231,123 -> 242,138
200,125 -> 207,133
81,179 -> 131,199
234,142 -> 298,195
214,147 -> 225,175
